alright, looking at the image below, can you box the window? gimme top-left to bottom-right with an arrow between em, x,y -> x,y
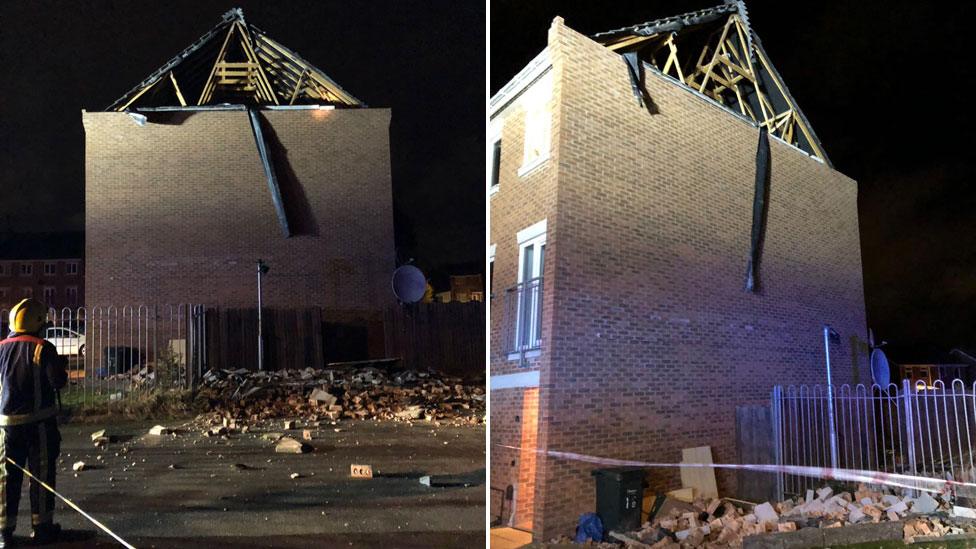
0,263 -> 7,276
43,263 -> 56,276
511,220 -> 546,358
488,244 -> 496,299
19,264 -> 32,276
489,138 -> 501,192
518,72 -> 552,177
20,287 -> 32,298
0,288 -> 7,299
65,286 -> 78,305
43,287 -> 56,303
66,262 -> 79,276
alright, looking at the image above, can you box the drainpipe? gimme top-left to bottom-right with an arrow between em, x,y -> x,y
823,324 -> 839,470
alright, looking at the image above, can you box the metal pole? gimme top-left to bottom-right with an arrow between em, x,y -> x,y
823,325 -> 839,470
257,260 -> 264,371
903,378 -> 918,494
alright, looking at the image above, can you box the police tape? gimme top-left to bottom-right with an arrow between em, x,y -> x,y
494,444 -> 976,495
5,458 -> 136,548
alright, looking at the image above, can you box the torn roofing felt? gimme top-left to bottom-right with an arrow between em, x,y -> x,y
106,7 -> 363,111
593,1 -> 831,166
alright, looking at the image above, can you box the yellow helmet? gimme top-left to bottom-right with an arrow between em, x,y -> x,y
9,298 -> 48,334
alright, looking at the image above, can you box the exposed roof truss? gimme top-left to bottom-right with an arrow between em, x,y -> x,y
108,8 -> 362,111
595,2 -> 830,165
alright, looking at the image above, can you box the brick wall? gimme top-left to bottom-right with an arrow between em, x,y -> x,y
489,49 -> 562,530
491,19 -> 868,540
83,109 -> 395,323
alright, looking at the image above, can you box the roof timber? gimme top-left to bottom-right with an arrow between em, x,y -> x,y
594,2 -> 830,165
107,8 -> 363,111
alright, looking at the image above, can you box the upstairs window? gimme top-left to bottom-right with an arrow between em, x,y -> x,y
490,138 -> 502,190
66,262 -> 79,275
518,72 -> 553,176
19,264 -> 32,277
43,263 -> 57,276
66,286 -> 78,305
507,220 -> 546,360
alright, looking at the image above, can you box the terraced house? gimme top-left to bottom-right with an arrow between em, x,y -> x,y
489,3 -> 868,540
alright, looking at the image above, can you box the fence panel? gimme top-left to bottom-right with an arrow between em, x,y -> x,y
773,379 -> 976,499
384,302 -> 485,377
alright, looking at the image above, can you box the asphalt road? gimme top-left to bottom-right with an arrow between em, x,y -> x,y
14,418 -> 485,548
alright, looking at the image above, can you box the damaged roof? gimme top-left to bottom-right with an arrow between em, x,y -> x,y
107,8 -> 363,111
593,1 -> 830,165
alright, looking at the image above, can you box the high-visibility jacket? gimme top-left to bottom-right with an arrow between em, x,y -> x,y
0,333 -> 67,426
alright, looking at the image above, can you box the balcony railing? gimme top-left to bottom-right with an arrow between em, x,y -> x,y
503,277 -> 543,359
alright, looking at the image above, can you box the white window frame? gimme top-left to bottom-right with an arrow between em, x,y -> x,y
19,263 -> 32,277
42,286 -> 56,302
66,262 -> 79,275
43,262 -> 56,276
509,219 -> 546,361
517,72 -> 553,177
488,244 -> 496,298
488,120 -> 502,196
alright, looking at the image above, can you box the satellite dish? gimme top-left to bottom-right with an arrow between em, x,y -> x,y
392,265 -> 426,303
870,348 -> 891,386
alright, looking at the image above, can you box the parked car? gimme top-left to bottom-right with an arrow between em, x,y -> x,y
44,327 -> 86,357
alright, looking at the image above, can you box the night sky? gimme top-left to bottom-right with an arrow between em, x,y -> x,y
492,1 -> 976,362
0,0 -> 484,286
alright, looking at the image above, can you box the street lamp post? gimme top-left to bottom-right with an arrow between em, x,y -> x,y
257,259 -> 269,371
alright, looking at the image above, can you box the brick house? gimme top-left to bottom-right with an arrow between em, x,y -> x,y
84,9 -> 394,331
489,6 -> 867,539
0,233 -> 85,311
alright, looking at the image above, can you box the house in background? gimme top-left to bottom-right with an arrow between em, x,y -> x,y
0,232 -> 84,310
489,4 -> 867,539
83,9 -> 394,350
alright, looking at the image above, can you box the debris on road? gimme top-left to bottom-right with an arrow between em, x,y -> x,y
72,461 -> 86,472
274,436 -> 310,454
148,425 -> 173,436
289,472 -> 301,479
350,464 -> 373,478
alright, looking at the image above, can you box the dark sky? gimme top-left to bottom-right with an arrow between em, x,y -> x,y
492,1 -> 976,361
0,0 -> 484,284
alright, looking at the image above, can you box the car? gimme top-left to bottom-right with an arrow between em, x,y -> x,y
44,327 -> 86,357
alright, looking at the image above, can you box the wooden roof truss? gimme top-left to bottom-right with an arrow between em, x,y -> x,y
597,3 -> 830,165
108,8 -> 362,111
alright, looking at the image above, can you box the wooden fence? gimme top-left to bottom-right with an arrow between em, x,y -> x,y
198,303 -> 484,376
383,302 -> 485,378
203,307 -> 324,371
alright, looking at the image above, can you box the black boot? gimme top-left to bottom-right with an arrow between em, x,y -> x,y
0,528 -> 14,548
29,523 -> 58,544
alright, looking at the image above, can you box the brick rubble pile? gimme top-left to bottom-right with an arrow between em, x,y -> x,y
598,484 -> 975,548
193,367 -> 485,427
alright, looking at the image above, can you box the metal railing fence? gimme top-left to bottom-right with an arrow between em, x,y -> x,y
0,305 -> 206,406
772,379 -> 976,499
502,277 -> 543,362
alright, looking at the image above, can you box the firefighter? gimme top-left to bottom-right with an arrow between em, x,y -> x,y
0,299 -> 66,547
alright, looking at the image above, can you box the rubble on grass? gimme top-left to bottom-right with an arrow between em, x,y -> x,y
193,366 -> 485,427
588,484 -> 976,548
